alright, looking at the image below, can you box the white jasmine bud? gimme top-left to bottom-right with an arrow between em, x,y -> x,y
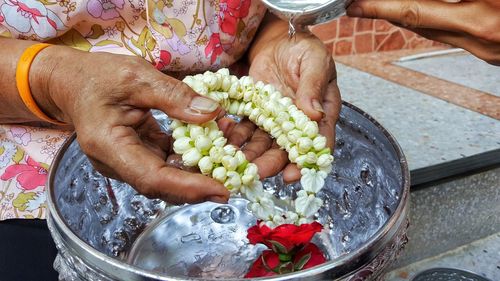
212,137 -> 227,148
237,102 -> 246,115
221,76 -> 232,92
317,154 -> 334,167
172,126 -> 188,139
279,97 -> 293,107
249,108 -> 262,121
169,119 -> 184,130
288,146 -> 299,162
223,145 -> 237,156
303,121 -> 319,138
262,84 -> 275,95
198,156 -> 213,175
216,68 -> 230,76
269,91 -> 282,101
212,166 -> 227,182
281,121 -> 295,132
234,151 -> 246,166
313,136 -> 327,151
263,118 -> 276,131
295,155 -> 307,167
244,163 -> 258,177
228,101 -> 240,115
194,135 -> 212,152
274,111 -> 290,124
243,102 -> 254,115
287,129 -> 303,143
276,134 -> 289,148
224,171 -> 242,190
209,146 -> 224,163
208,129 -> 223,140
222,155 -> 238,171
241,174 -> 255,186
294,115 -> 308,130
297,137 -> 313,153
188,126 -> 205,139
270,126 -> 283,138
240,76 -> 254,89
255,81 -> 265,90
173,137 -> 192,154
182,148 -> 202,166
305,152 -> 317,164
256,114 -> 266,126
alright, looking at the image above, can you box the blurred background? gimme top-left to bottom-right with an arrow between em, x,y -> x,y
311,16 -> 500,281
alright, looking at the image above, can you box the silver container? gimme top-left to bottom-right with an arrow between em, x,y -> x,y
261,0 -> 353,28
46,102 -> 410,281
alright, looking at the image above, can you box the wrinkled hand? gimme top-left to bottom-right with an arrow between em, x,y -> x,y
222,21 -> 341,183
347,0 -> 500,65
47,47 -> 229,204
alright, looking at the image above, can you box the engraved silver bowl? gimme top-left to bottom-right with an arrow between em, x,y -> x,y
46,102 -> 410,281
261,0 -> 353,27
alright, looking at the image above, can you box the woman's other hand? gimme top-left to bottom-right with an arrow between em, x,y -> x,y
347,0 -> 500,65
227,15 -> 341,183
45,47 -> 229,204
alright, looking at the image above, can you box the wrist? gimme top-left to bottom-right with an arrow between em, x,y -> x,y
29,45 -> 73,124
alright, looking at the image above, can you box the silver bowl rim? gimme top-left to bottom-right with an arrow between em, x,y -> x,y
260,0 -> 344,16
46,101 -> 410,281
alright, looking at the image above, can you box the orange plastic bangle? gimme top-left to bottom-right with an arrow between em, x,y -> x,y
16,43 -> 66,125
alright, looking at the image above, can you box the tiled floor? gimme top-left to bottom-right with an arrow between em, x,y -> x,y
395,53 -> 500,97
335,48 -> 500,120
336,62 -> 500,170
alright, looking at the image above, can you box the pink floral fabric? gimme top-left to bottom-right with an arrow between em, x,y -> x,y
0,0 -> 266,220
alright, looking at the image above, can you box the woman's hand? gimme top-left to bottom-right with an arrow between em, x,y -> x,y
42,46 -> 230,204
224,15 -> 341,182
347,0 -> 500,65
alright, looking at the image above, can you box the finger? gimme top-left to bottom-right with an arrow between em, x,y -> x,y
282,164 -> 301,183
217,117 -> 237,136
128,70 -> 221,124
227,119 -> 257,147
242,129 -> 273,161
346,0 -> 470,33
410,28 -> 500,65
252,148 -> 289,179
319,81 -> 342,150
295,54 -> 336,121
79,126 -> 229,205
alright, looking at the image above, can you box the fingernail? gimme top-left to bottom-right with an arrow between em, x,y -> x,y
312,99 -> 325,113
189,96 -> 219,114
347,4 -> 363,17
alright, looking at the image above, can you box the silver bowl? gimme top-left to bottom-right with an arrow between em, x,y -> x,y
46,102 -> 410,281
261,0 -> 353,27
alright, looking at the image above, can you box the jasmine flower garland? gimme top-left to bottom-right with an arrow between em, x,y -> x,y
170,69 -> 334,227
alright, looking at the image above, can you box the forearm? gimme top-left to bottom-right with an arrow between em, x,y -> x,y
247,13 -> 288,64
0,38 -> 66,124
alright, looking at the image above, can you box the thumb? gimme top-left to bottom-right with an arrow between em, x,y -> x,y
131,73 -> 221,124
295,55 -> 335,121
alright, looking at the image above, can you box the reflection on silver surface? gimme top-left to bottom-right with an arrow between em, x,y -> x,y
261,0 -> 352,28
47,102 -> 410,280
128,199 -> 266,278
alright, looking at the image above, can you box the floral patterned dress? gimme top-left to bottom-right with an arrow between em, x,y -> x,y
0,0 -> 266,220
